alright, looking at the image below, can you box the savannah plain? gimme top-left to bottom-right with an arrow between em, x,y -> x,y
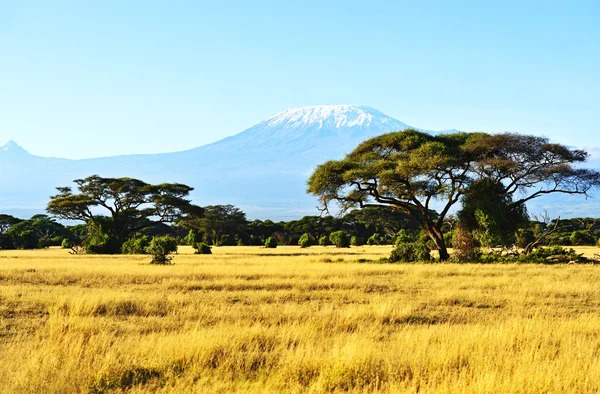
2,246 -> 600,393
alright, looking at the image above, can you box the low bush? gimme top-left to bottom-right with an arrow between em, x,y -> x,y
298,233 -> 312,248
61,238 -> 72,249
389,242 -> 431,262
121,236 -> 151,254
265,237 -> 277,248
329,231 -> 350,248
146,236 -> 178,264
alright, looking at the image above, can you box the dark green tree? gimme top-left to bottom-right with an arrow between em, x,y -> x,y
458,178 -> 529,248
308,130 -> 600,260
46,175 -> 203,254
180,204 -> 246,246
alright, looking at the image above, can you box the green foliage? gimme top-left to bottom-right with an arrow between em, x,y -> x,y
0,234 -> 15,250
515,228 -> 535,249
389,242 -> 431,262
121,236 -> 151,254
180,204 -> 246,246
308,130 -> 600,261
394,229 -> 414,245
569,230 -> 596,246
146,236 -> 178,264
193,242 -> 212,254
47,175 -> 202,254
5,214 -> 69,249
298,233 -> 312,248
264,237 -> 277,248
85,218 -> 117,254
318,235 -> 330,246
350,236 -> 362,246
458,178 -> 529,248
329,230 -> 350,248
185,229 -> 202,246
61,238 -> 72,249
367,233 -> 383,245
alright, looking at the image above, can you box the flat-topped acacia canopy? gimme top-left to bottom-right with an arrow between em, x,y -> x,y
307,129 -> 600,260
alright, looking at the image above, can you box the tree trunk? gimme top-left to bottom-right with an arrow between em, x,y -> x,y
425,224 -> 450,261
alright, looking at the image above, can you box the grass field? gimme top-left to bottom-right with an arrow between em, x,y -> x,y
2,245 -> 600,393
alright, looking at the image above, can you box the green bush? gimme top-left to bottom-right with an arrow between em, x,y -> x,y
367,233 -> 383,245
61,238 -> 72,249
193,242 -> 212,254
389,242 -> 431,262
121,236 -> 151,254
329,231 -> 350,248
350,236 -> 362,246
570,230 -> 596,246
318,235 -> 330,246
265,237 -> 277,248
146,235 -> 178,264
185,229 -> 202,246
298,233 -> 312,248
394,229 -> 414,244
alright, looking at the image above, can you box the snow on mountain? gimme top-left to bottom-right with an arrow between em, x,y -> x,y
195,105 -> 416,157
262,105 -> 409,130
1,105 -> 598,220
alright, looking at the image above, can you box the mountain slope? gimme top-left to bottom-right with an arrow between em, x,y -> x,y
1,105 -> 598,220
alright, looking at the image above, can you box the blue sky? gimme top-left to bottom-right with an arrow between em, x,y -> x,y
1,0 -> 598,159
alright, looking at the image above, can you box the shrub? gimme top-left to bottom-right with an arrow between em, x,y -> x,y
185,229 -> 202,246
515,228 -> 535,249
451,225 -> 480,262
61,238 -> 72,249
329,231 -> 350,248
121,235 -> 151,254
298,233 -> 312,248
318,235 -> 330,246
146,236 -> 178,264
367,233 -> 383,245
390,242 -> 431,262
570,230 -> 596,246
350,236 -> 362,246
394,229 -> 414,244
265,237 -> 277,248
193,242 -> 212,254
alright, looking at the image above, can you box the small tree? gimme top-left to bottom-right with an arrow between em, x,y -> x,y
146,235 -> 178,264
265,237 -> 277,248
298,233 -> 312,248
350,236 -> 362,246
329,230 -> 350,248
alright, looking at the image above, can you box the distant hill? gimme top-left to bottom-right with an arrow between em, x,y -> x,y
1,105 -> 598,220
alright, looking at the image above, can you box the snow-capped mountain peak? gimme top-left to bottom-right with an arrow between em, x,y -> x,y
261,104 -> 410,130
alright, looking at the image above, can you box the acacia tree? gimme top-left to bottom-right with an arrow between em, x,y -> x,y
47,175 -> 203,254
307,130 -> 600,260
178,204 -> 247,245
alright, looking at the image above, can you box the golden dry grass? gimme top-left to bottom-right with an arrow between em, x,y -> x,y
1,245 -> 600,393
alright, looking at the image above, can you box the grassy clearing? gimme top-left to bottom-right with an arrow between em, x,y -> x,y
1,245 -> 600,393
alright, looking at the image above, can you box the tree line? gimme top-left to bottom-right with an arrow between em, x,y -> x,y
1,129 -> 599,263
